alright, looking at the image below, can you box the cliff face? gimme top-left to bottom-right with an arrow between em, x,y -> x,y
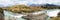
57,12 -> 60,17
0,8 -> 4,20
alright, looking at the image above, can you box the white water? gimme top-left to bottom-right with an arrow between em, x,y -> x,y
47,9 -> 60,17
4,10 -> 27,20
4,10 -> 49,20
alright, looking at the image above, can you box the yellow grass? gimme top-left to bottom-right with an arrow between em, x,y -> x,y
50,17 -> 60,20
3,5 -> 47,13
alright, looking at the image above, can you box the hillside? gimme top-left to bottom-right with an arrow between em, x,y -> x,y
3,5 -> 47,13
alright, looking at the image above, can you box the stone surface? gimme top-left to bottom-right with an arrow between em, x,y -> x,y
22,13 -> 48,20
0,8 -> 4,20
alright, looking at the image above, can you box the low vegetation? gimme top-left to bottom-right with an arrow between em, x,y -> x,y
3,5 -> 47,13
50,17 -> 60,20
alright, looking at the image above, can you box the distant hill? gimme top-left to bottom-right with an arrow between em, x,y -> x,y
29,4 -> 57,6
42,4 -> 60,9
3,5 -> 47,13
29,4 -> 58,7
45,4 -> 57,6
30,4 -> 41,6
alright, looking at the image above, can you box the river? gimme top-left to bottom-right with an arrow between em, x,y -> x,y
4,10 -> 50,20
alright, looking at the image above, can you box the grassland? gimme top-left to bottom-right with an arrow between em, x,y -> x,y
3,5 -> 47,13
50,17 -> 60,20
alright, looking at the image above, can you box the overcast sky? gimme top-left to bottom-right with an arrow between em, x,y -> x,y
0,0 -> 60,7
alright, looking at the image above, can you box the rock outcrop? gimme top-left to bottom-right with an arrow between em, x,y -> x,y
22,13 -> 48,20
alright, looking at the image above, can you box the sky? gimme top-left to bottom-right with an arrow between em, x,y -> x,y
0,0 -> 60,7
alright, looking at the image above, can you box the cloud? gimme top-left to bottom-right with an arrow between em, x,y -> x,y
0,0 -> 60,7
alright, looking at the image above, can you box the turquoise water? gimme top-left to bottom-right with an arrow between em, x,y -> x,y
4,10 -> 26,20
4,10 -> 50,20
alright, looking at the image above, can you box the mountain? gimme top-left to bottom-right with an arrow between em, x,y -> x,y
43,4 -> 60,9
30,4 -> 40,6
45,4 -> 57,6
29,3 -> 60,9
29,4 -> 46,6
29,4 -> 57,7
